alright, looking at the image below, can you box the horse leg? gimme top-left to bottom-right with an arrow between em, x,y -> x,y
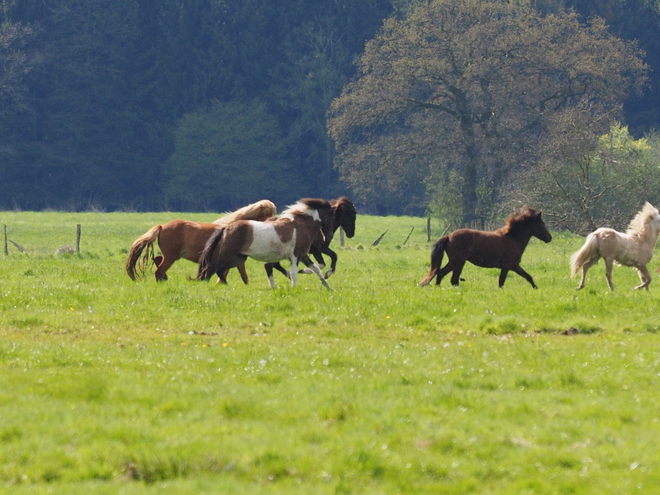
215,255 -> 248,284
154,256 -> 173,281
634,265 -> 652,290
288,256 -> 299,287
216,269 -> 229,284
300,254 -> 332,290
449,261 -> 466,286
321,247 -> 337,279
300,251 -> 325,275
602,257 -> 615,291
264,263 -> 279,289
263,262 -> 291,287
576,257 -> 599,290
273,262 -> 291,279
498,269 -> 509,288
237,262 -> 249,284
434,263 -> 454,286
510,265 -> 537,289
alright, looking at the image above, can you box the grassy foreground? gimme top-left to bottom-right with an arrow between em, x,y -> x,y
1,211 -> 660,494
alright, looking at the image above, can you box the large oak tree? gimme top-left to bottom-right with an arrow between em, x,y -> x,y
328,0 -> 647,222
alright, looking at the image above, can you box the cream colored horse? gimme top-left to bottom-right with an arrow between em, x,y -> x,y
570,202 -> 660,290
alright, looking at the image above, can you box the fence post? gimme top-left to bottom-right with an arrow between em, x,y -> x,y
3,225 -> 7,256
339,227 -> 345,247
403,227 -> 414,245
76,224 -> 81,253
426,217 -> 431,242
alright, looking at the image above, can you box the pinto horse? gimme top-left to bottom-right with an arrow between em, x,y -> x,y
197,198 -> 334,289
570,202 -> 660,291
420,206 -> 552,288
125,199 -> 276,281
268,196 -> 357,279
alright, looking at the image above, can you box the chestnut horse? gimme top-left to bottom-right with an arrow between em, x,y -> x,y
267,196 -> 357,280
570,202 -> 660,291
420,206 -> 552,288
197,198 -> 334,289
125,199 -> 276,281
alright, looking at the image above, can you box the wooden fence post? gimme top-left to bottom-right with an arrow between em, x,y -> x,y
339,227 -> 345,247
403,227 -> 414,245
426,217 -> 431,242
76,224 -> 81,253
3,225 -> 7,256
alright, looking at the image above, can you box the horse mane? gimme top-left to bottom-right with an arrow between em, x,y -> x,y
626,202 -> 659,235
500,206 -> 540,236
331,196 -> 355,209
282,198 -> 331,217
214,199 -> 277,226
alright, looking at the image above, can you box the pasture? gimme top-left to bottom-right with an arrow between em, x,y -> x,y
1,211 -> 660,494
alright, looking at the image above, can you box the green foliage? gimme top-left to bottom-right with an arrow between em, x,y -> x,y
0,0 -> 394,212
510,121 -> 660,233
328,0 -> 648,221
163,100 -> 295,210
2,212 -> 660,492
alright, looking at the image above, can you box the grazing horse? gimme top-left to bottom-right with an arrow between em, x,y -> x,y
197,198 -> 334,290
125,200 -> 276,281
420,206 -> 552,288
570,202 -> 660,291
268,196 -> 357,279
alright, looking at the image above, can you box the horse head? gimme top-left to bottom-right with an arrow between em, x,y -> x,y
529,208 -> 552,243
644,202 -> 660,233
506,206 -> 552,243
332,196 -> 357,238
626,202 -> 660,237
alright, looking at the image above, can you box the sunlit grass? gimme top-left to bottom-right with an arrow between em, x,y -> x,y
1,211 -> 660,493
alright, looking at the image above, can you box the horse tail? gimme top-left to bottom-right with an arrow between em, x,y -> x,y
197,227 -> 225,280
420,236 -> 448,286
125,225 -> 162,280
570,233 -> 599,277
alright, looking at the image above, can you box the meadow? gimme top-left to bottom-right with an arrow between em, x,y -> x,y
1,210 -> 660,494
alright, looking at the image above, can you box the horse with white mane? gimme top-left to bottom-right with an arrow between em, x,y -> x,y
570,202 -> 660,291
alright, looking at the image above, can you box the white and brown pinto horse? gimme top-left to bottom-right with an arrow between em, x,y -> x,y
570,202 -> 660,291
197,198 -> 334,289
125,199 -> 276,281
268,196 -> 357,279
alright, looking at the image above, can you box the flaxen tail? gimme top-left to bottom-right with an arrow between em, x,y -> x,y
197,227 -> 226,280
569,233 -> 599,277
125,225 -> 162,280
419,236 -> 449,286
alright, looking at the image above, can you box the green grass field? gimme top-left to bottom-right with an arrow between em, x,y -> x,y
1,211 -> 660,494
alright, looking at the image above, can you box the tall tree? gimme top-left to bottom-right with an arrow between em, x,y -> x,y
328,0 -> 647,221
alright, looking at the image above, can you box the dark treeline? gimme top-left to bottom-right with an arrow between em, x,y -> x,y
1,0 -> 659,213
0,0 -> 394,211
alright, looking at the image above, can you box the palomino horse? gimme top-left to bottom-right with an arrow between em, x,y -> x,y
125,199 -> 276,281
267,196 -> 357,279
197,198 -> 334,289
570,202 -> 660,291
420,206 -> 552,288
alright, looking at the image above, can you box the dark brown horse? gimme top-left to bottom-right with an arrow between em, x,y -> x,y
125,200 -> 276,281
420,207 -> 552,288
197,198 -> 334,289
267,196 -> 357,280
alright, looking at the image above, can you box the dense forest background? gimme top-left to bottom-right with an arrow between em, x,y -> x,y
1,0 -> 660,222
